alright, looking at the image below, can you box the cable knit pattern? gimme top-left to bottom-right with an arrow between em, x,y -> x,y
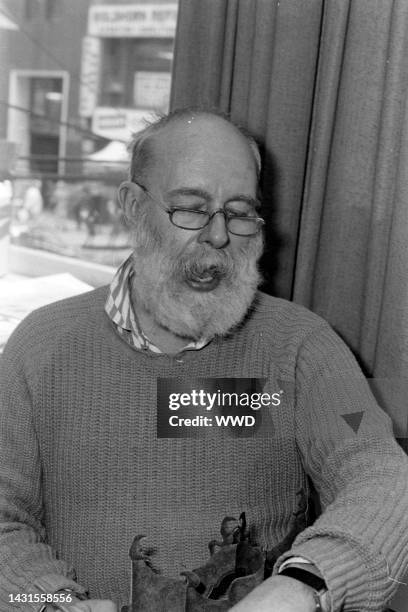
0,288 -> 407,612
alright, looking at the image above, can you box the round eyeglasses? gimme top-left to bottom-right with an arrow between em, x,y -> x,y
136,183 -> 265,237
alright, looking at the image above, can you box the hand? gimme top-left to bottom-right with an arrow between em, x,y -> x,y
64,599 -> 117,612
229,575 -> 317,612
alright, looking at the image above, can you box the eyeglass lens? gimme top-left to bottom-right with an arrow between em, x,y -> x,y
171,210 -> 262,236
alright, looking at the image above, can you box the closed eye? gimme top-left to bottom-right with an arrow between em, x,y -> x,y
225,202 -> 258,217
170,204 -> 208,213
226,210 -> 252,218
167,197 -> 208,210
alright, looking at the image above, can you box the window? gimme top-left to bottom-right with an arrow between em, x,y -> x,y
100,39 -> 174,111
8,2 -> 180,275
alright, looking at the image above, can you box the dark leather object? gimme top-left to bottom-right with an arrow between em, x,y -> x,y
120,519 -> 399,612
120,491 -> 396,612
121,514 -> 265,612
121,497 -> 310,612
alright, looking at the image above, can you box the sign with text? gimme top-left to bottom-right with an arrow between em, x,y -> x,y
133,71 -> 171,110
157,378 -> 285,439
79,36 -> 101,118
91,106 -> 153,141
88,4 -> 178,38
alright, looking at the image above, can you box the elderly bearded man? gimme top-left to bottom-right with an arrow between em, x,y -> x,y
1,110 -> 408,612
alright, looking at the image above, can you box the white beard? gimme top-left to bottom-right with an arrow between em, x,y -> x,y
130,210 -> 263,341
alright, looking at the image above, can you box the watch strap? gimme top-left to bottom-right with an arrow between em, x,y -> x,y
279,566 -> 328,611
279,566 -> 326,591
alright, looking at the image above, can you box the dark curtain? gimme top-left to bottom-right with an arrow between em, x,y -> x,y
170,0 -> 408,442
171,0 -> 324,300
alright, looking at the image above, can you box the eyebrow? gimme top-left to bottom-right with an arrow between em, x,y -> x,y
167,187 -> 212,200
166,188 -> 261,209
227,194 -> 262,209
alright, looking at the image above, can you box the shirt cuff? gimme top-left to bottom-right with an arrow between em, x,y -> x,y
278,556 -> 324,579
274,535 -> 392,611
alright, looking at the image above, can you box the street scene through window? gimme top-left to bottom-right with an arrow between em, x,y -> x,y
0,0 -> 179,269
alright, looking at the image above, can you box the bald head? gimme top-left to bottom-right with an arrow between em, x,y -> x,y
128,109 -> 261,185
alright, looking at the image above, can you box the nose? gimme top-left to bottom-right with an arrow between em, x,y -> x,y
197,210 -> 229,248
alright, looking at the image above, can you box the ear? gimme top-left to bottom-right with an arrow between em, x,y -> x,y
117,181 -> 146,222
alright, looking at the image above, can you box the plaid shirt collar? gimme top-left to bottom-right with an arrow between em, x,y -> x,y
105,254 -> 210,354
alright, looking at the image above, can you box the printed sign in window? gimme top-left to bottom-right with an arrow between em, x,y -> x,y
133,71 -> 172,110
88,4 -> 178,38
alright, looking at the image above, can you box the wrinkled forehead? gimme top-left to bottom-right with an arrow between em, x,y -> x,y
145,115 -> 259,190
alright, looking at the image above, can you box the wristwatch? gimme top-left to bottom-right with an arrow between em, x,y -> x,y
279,566 -> 329,612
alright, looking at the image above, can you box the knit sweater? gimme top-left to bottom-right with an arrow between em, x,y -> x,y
1,288 -> 407,612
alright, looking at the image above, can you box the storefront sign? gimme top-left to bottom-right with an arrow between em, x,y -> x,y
79,36 -> 101,118
92,107 -> 154,141
88,3 -> 178,38
133,71 -> 171,110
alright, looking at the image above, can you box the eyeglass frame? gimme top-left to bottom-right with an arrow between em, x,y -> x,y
134,182 -> 265,237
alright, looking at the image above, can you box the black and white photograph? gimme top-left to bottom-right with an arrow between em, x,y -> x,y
0,1 -> 408,611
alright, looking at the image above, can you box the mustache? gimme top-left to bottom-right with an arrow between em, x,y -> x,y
172,246 -> 235,279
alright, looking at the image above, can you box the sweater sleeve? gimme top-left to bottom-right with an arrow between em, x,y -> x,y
274,321 -> 408,612
0,321 -> 88,611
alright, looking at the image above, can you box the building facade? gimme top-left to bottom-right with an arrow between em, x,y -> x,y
83,0 -> 178,145
0,0 -> 90,174
0,0 -> 178,175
